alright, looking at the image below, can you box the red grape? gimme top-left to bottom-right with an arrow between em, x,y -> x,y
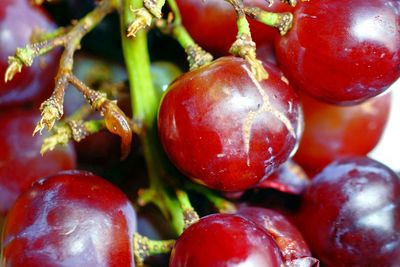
257,42 -> 278,66
275,0 -> 400,104
294,92 -> 391,173
257,160 -> 310,195
1,170 -> 137,267
0,0 -> 60,108
237,207 -> 319,266
158,57 -> 303,191
169,213 -> 284,267
176,0 -> 293,55
0,109 -> 76,215
297,157 -> 400,267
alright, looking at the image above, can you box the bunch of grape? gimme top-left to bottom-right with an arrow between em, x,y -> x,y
1,0 -> 399,266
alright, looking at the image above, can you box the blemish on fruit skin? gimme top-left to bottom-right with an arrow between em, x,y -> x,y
281,76 -> 289,85
241,65 -> 296,166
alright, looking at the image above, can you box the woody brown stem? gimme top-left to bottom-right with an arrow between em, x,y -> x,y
68,74 -> 133,160
3,0 -> 117,135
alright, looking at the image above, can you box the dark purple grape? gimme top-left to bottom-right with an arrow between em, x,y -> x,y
297,157 -> 400,267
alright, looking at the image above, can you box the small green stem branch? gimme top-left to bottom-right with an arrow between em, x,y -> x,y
40,104 -> 92,154
225,0 -> 267,80
121,0 -> 185,235
41,119 -> 105,155
176,190 -> 199,229
155,0 -> 213,69
244,7 -> 293,35
184,182 -> 237,214
133,233 -> 175,267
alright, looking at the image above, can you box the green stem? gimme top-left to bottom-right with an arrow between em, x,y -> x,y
84,120 -> 105,133
176,189 -> 199,229
171,25 -> 196,49
32,26 -> 67,43
133,233 -> 175,266
226,0 -> 267,80
120,0 -> 184,235
162,0 -> 212,69
176,190 -> 193,211
184,182 -> 237,214
237,15 -> 251,37
225,0 -> 250,37
166,0 -> 195,47
166,0 -> 182,24
246,9 -> 280,26
243,7 -> 293,35
121,1 -> 157,126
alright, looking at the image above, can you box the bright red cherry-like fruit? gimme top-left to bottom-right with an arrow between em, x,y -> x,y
0,0 -> 60,108
1,170 -> 137,267
294,92 -> 391,173
169,213 -> 284,267
275,0 -> 400,104
0,109 -> 76,215
176,0 -> 293,55
237,207 -> 319,267
158,57 -> 303,191
297,157 -> 400,267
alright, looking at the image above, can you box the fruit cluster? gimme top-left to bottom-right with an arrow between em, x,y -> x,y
0,0 -> 399,266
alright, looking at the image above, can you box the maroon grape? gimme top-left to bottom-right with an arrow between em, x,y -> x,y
237,207 -> 319,267
158,57 -> 303,191
0,0 -> 60,107
294,92 -> 392,173
297,157 -> 400,267
169,213 -> 284,267
257,160 -> 310,195
176,0 -> 293,55
1,170 -> 137,267
0,109 -> 76,215
275,0 -> 400,104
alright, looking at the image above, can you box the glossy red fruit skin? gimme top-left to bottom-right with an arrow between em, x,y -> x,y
169,213 -> 284,267
294,92 -> 391,174
237,207 -> 319,267
297,157 -> 400,267
1,170 -> 137,267
158,57 -> 303,191
0,109 -> 76,215
275,0 -> 400,104
0,0 -> 60,108
257,160 -> 310,195
176,0 -> 293,55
